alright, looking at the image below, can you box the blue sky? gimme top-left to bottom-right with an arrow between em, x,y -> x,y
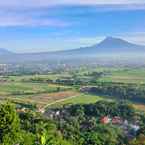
0,0 -> 145,53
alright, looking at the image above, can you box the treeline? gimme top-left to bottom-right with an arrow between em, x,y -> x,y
22,72 -> 104,86
81,83 -> 145,103
67,101 -> 135,120
9,86 -> 65,96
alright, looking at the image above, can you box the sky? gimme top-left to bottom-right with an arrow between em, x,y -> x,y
0,0 -> 145,53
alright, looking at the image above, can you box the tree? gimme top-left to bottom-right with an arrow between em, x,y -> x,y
35,121 -> 71,145
129,134 -> 145,145
0,102 -> 21,145
20,131 -> 35,145
82,125 -> 125,145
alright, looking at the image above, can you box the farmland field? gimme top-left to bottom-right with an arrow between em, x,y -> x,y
98,68 -> 145,84
0,78 -> 75,108
50,93 -> 103,108
1,67 -> 145,110
11,91 -> 79,108
133,104 -> 145,111
0,82 -> 68,95
0,77 -> 103,109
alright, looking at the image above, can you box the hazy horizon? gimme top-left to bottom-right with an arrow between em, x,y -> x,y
1,36 -> 145,54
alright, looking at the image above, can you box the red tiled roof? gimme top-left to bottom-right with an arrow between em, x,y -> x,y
100,116 -> 110,124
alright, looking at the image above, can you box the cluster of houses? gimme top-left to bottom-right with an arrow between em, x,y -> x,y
16,103 -> 141,139
100,116 -> 140,138
100,116 -> 122,124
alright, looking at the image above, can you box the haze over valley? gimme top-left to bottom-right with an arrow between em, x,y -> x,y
0,37 -> 145,66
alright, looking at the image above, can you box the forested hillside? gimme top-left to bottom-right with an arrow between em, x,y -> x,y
0,101 -> 145,145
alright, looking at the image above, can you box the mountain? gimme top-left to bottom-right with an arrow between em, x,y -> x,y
0,37 -> 145,63
0,48 -> 13,55
63,37 -> 145,55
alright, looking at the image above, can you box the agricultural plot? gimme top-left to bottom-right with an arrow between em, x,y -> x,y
0,74 -> 104,109
8,73 -> 71,82
51,93 -> 103,108
133,104 -> 145,111
0,82 -> 70,96
47,93 -> 105,108
98,68 -> 145,84
0,78 -> 74,108
1,67 -> 145,111
7,91 -> 79,108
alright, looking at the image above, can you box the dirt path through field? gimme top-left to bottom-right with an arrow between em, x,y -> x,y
43,95 -> 78,109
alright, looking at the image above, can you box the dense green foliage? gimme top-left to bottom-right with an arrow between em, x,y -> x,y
0,102 -> 71,145
0,102 -> 21,145
0,101 -> 145,145
46,101 -> 145,145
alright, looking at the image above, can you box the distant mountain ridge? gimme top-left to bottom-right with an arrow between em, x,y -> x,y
0,37 -> 145,63
62,37 -> 145,54
0,48 -> 13,55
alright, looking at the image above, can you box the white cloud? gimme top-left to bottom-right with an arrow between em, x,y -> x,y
0,0 -> 144,27
57,0 -> 145,5
0,5 -> 70,27
0,15 -> 69,27
0,0 -> 145,8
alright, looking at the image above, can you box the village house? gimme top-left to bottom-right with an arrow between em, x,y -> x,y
100,116 -> 111,124
100,116 -> 140,138
112,116 -> 123,124
37,107 -> 45,113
